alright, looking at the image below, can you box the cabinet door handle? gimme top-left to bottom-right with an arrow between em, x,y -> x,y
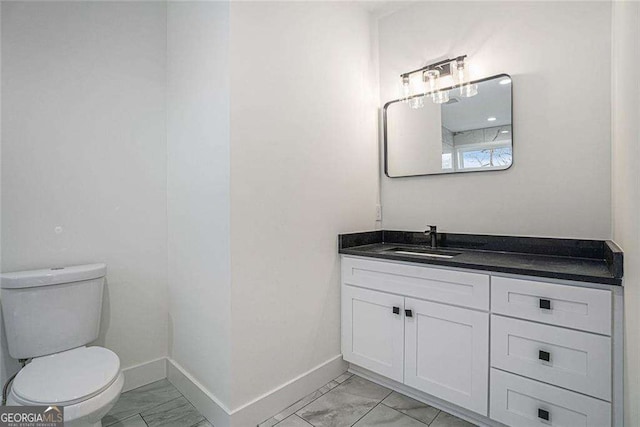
392,306 -> 400,315
539,298 -> 552,310
405,309 -> 413,317
538,408 -> 550,421
538,350 -> 551,362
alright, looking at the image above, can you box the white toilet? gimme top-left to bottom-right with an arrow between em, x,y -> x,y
1,264 -> 124,427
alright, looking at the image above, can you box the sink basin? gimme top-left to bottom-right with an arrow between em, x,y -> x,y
384,247 -> 461,259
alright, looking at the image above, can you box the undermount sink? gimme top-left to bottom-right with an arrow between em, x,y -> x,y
383,247 -> 462,259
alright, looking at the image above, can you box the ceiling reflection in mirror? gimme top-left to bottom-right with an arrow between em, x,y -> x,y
384,74 -> 513,177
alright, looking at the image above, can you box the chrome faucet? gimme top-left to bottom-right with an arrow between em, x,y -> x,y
425,225 -> 437,248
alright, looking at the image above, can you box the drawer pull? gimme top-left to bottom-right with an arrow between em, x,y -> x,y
392,306 -> 400,315
538,408 -> 550,421
538,350 -> 551,362
539,298 -> 552,310
405,309 -> 413,317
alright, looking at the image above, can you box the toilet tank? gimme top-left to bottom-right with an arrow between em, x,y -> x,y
0,264 -> 107,359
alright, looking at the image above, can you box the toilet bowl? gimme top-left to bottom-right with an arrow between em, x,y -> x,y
1,264 -> 123,427
7,346 -> 124,427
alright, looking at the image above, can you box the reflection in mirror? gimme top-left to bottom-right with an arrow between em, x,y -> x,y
384,74 -> 512,177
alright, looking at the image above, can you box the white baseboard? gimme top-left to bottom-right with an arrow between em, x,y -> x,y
230,355 -> 347,427
167,358 -> 231,427
121,357 -> 167,392
349,365 -> 502,427
166,355 -> 347,427
165,355 -> 347,427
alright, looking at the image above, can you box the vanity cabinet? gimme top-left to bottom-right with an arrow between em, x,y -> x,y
341,255 -> 621,427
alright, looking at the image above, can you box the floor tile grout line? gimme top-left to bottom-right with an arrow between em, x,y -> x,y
104,412 -> 147,427
273,414 -> 313,427
345,389 -> 394,427
106,388 -> 184,425
380,401 -> 440,426
348,401 -> 385,427
272,373 -> 353,423
426,409 -> 442,426
136,395 -> 187,424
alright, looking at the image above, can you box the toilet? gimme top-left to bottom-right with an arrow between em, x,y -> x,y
1,264 -> 123,427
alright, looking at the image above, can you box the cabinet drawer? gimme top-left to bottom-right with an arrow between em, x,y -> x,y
342,256 -> 490,310
491,315 -> 611,400
490,369 -> 611,427
491,276 -> 611,335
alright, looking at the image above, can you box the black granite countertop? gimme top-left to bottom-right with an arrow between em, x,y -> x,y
339,230 -> 623,286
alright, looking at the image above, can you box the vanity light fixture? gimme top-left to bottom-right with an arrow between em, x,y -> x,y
399,55 -> 476,107
500,130 -> 510,134
499,78 -> 512,85
488,117 -> 497,122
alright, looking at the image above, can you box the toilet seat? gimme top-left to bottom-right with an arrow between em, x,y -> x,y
12,346 -> 120,406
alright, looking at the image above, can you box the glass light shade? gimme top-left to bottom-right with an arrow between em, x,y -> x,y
459,83 -> 478,97
400,76 -> 410,103
410,96 -> 425,109
455,58 -> 468,86
424,69 -> 440,98
432,90 -> 450,104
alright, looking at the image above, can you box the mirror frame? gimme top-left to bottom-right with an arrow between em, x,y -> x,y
383,73 -> 514,178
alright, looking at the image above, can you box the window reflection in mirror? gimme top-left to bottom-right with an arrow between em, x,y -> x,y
384,74 -> 512,177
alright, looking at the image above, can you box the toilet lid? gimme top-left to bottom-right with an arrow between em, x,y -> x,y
12,346 -> 120,406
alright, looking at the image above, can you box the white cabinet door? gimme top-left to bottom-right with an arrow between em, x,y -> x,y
342,285 -> 405,382
404,298 -> 489,416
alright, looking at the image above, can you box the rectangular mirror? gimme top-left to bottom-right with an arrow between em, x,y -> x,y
384,74 -> 513,177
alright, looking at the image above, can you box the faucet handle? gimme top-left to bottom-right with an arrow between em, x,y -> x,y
425,225 -> 437,234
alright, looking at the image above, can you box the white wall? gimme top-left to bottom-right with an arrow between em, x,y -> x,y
229,1 -> 378,411
167,0 -> 231,408
611,2 -> 640,425
1,1 -> 168,377
378,2 -> 612,239
0,1 -> 18,388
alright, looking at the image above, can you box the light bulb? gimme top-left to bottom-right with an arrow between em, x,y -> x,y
424,69 -> 440,98
400,75 -> 410,103
422,70 -> 440,102
424,69 -> 449,104
456,58 -> 466,86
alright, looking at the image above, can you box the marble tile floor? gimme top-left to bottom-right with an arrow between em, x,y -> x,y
102,379 -> 211,427
259,373 -> 477,427
101,373 -> 476,427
